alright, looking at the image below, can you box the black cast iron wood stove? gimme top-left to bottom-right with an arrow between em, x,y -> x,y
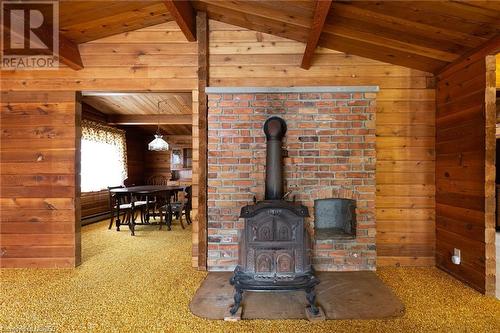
229,116 -> 320,316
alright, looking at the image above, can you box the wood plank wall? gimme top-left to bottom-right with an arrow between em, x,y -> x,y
208,21 -> 436,267
144,148 -> 171,182
435,55 -> 497,295
81,191 -> 109,219
0,20 -> 436,268
125,129 -> 147,186
0,91 -> 79,268
144,135 -> 192,184
0,22 -> 197,268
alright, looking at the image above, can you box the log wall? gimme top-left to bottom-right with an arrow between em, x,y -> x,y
435,55 -> 497,295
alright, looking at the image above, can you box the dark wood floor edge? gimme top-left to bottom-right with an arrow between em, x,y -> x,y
435,265 -> 485,294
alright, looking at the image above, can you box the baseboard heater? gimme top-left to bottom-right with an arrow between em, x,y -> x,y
81,211 -> 111,226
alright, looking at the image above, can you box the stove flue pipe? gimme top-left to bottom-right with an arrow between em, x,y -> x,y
263,116 -> 287,200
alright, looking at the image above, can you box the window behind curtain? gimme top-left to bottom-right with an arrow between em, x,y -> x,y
81,120 -> 127,192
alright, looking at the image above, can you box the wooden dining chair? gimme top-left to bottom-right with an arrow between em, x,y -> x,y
144,174 -> 168,221
108,185 -> 132,230
174,186 -> 192,226
147,174 -> 169,185
158,190 -> 175,230
108,186 -> 147,232
159,186 -> 192,231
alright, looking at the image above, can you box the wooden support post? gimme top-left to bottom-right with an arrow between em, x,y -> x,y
484,55 -> 497,296
300,0 -> 332,69
196,11 -> 208,270
75,92 -> 82,266
163,0 -> 197,41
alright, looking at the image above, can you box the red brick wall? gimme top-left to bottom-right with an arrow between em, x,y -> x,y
207,92 -> 376,271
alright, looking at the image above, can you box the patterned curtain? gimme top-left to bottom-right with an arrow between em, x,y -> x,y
81,120 -> 128,191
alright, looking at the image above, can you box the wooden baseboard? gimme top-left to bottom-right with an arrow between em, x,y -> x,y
377,256 -> 435,267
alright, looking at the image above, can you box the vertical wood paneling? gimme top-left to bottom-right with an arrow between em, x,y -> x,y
435,55 -> 496,295
0,22 -> 197,268
208,21 -> 436,267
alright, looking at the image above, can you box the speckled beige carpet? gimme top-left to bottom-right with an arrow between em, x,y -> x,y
1,219 -> 499,333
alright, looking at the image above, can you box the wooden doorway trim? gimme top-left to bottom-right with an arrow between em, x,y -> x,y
75,92 -> 82,266
196,11 -> 208,270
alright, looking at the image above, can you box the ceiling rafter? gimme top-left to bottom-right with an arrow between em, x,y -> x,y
301,0 -> 333,69
163,0 -> 197,42
437,34 -> 500,78
18,0 -> 499,73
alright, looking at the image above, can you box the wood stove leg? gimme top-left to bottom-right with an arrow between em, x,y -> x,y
305,288 -> 320,316
230,288 -> 243,315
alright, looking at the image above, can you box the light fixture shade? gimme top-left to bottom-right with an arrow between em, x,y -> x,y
148,134 -> 169,151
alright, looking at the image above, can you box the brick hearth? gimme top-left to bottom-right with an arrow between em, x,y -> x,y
206,88 -> 377,272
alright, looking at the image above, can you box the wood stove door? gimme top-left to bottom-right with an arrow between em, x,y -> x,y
246,209 -> 304,275
247,209 -> 301,244
255,249 -> 295,274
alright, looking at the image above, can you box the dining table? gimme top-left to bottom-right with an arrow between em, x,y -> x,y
110,185 -> 186,235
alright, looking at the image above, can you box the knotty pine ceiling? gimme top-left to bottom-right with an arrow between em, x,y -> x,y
59,1 -> 500,73
82,92 -> 192,136
82,93 -> 192,115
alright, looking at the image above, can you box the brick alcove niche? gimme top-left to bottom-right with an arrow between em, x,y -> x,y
206,86 -> 378,272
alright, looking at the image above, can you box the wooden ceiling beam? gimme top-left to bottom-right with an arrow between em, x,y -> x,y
163,0 -> 196,41
193,1 -> 310,42
107,114 -> 192,125
301,0 -> 333,69
1,8 -> 83,70
57,34 -> 84,70
331,2 -> 484,49
319,32 -> 446,73
437,34 -> 500,78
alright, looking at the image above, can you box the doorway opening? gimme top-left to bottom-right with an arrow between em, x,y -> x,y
76,91 -> 194,264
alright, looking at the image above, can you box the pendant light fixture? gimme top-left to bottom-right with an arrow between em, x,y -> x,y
148,100 -> 170,151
